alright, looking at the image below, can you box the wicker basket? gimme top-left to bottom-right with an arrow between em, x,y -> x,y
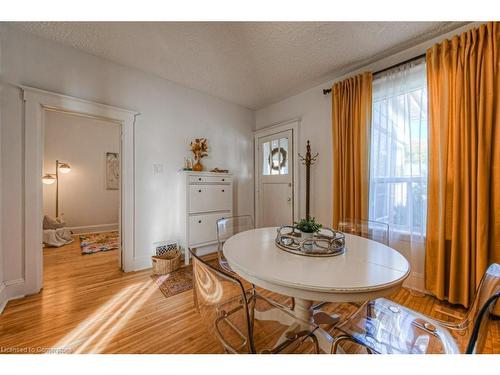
152,249 -> 181,275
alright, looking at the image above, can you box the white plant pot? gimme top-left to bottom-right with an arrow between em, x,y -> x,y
300,231 -> 314,239
300,231 -> 315,251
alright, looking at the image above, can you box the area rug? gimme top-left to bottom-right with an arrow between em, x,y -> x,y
151,266 -> 194,298
80,231 -> 119,255
151,258 -> 221,299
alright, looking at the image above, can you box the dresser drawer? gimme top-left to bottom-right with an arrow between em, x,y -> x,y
188,212 -> 228,245
188,175 -> 232,184
189,184 -> 232,213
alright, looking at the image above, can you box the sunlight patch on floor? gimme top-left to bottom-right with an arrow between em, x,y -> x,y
52,280 -> 157,353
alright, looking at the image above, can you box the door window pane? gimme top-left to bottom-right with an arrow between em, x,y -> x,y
262,141 -> 270,176
271,139 -> 279,175
279,137 -> 288,175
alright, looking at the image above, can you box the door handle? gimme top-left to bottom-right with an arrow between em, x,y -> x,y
287,197 -> 291,202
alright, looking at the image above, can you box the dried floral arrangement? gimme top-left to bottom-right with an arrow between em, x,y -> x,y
190,138 -> 208,161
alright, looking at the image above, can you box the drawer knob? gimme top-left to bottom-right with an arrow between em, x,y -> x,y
198,220 -> 202,224
222,189 -> 225,192
198,189 -> 202,193
222,178 -> 225,181
198,178 -> 202,181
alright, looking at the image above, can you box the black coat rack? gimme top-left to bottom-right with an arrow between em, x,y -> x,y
298,140 -> 318,220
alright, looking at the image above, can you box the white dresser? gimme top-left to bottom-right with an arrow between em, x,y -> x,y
179,171 -> 233,264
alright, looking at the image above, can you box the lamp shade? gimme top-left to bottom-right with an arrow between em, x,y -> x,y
58,163 -> 71,174
42,174 -> 56,185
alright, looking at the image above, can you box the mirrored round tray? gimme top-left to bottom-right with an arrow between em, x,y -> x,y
275,225 -> 346,257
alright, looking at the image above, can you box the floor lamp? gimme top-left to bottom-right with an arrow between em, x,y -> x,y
42,160 -> 71,217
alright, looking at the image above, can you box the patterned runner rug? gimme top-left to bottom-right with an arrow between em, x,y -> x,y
80,231 -> 120,255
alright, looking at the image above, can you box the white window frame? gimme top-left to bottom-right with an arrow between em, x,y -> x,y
369,65 -> 428,238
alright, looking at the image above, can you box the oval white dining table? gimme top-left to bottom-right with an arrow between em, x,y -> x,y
223,227 -> 411,352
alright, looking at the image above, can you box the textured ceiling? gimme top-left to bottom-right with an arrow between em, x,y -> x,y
12,22 -> 468,109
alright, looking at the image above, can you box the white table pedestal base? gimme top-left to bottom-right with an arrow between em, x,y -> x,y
255,298 -> 337,354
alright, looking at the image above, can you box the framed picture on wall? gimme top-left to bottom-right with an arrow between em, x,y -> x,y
106,152 -> 119,190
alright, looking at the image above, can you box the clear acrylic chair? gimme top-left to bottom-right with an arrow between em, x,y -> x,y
338,218 -> 390,245
216,215 -> 254,274
190,248 -> 319,354
466,291 -> 500,354
331,263 -> 500,354
216,215 -> 295,310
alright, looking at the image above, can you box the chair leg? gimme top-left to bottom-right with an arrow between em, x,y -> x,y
192,285 -> 199,311
263,330 -> 319,354
307,332 -> 320,354
331,335 -> 375,354
331,335 -> 354,354
311,301 -> 327,310
191,248 -> 199,310
249,287 -> 256,333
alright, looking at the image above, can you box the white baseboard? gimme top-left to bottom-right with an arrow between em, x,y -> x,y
0,278 -> 27,314
133,255 -> 153,271
5,278 -> 27,300
0,282 -> 7,314
133,244 -> 217,272
69,223 -> 119,235
180,244 -> 217,265
403,271 -> 426,294
193,244 -> 217,257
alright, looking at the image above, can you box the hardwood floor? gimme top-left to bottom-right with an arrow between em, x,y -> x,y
0,235 -> 498,354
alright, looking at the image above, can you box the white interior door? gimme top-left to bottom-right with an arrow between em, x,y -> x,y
257,129 -> 293,227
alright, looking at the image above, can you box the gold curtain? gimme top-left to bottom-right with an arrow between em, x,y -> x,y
332,72 -> 373,229
425,22 -> 500,307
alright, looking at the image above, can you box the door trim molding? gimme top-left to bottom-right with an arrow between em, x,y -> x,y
254,118 -> 300,227
20,85 -> 139,298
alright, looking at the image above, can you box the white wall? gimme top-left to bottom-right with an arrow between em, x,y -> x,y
257,90 -> 333,228
256,23 -> 479,292
43,111 -> 120,232
0,24 -> 254,295
0,81 -> 5,313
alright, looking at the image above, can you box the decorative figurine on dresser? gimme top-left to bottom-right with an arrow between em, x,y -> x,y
179,138 -> 232,264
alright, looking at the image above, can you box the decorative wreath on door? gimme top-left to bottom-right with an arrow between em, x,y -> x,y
268,147 -> 287,171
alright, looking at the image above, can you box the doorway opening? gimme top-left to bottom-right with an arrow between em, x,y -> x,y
21,86 -> 137,297
42,109 -> 123,274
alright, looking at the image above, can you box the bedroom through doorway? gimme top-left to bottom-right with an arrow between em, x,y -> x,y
42,109 -> 122,276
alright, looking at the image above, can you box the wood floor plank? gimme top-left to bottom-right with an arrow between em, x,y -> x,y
0,235 -> 498,354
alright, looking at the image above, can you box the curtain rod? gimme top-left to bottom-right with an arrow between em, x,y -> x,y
322,52 -> 426,95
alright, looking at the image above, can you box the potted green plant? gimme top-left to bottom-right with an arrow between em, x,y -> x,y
295,217 -> 322,239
